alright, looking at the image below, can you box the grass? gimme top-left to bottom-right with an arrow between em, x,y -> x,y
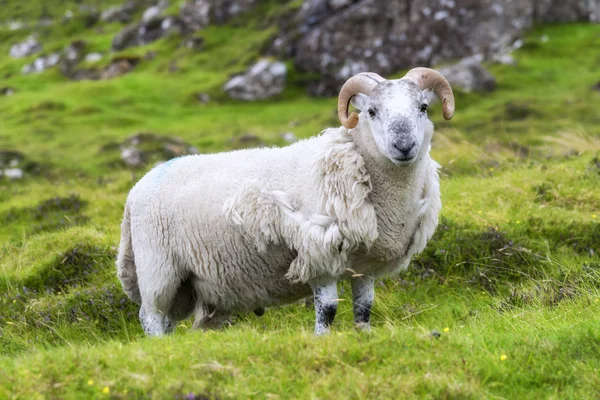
0,0 -> 599,397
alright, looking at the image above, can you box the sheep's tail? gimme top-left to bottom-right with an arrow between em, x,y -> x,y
116,204 -> 141,304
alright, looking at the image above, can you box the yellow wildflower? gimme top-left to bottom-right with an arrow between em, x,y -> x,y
102,387 -> 110,394
87,380 -> 94,386
443,327 -> 450,333
500,354 -> 508,361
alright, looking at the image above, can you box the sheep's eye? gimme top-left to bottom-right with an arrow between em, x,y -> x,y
368,108 -> 377,118
420,104 -> 428,113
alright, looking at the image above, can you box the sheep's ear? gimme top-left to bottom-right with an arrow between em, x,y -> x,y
350,93 -> 368,111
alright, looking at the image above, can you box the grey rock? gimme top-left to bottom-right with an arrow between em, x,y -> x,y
101,57 -> 140,79
179,0 -> 258,32
115,133 -> 199,168
101,1 -> 139,23
10,36 -> 42,58
281,132 -> 298,143
1,87 -> 15,96
438,56 -> 496,93
112,16 -> 184,51
195,92 -> 211,103
22,53 -> 60,75
4,168 -> 24,180
85,52 -> 103,63
224,59 -> 287,101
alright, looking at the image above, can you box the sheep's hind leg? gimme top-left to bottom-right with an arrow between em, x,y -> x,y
311,280 -> 338,335
192,303 -> 231,330
351,276 -> 374,331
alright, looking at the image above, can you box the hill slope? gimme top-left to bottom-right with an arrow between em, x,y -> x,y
0,1 -> 599,398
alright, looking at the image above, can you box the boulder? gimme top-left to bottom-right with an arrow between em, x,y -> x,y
224,59 -> 287,101
10,36 -> 42,58
438,56 -> 496,93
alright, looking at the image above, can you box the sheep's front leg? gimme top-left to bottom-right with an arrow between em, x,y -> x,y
311,280 -> 338,335
351,276 -> 374,331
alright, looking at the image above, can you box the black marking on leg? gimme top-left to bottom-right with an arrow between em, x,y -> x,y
318,303 -> 337,327
354,303 -> 371,325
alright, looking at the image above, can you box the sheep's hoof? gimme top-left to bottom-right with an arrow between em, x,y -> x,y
354,322 -> 371,332
253,307 -> 265,317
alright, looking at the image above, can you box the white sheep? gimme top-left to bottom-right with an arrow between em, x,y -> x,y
116,67 -> 455,335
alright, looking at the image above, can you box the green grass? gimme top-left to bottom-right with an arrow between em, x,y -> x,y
0,0 -> 599,397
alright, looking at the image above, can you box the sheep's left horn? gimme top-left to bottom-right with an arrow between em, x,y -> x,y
403,67 -> 455,120
337,72 -> 385,129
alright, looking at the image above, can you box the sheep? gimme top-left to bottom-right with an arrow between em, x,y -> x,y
116,67 -> 455,336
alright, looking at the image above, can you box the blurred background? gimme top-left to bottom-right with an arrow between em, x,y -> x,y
0,1 -> 599,397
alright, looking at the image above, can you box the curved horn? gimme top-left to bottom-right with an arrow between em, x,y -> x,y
403,67 -> 455,120
337,72 -> 385,129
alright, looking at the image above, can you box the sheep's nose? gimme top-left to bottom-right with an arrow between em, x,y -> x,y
394,141 -> 416,158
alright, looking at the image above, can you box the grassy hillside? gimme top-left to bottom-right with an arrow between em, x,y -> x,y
0,1 -> 599,398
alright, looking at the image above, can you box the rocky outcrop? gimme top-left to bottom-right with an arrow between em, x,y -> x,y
438,56 -> 496,93
284,0 -> 600,95
10,36 -> 42,58
224,59 -> 287,100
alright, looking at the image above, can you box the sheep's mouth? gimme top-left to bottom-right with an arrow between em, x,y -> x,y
391,156 -> 417,165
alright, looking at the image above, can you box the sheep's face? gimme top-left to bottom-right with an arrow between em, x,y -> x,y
352,80 -> 434,166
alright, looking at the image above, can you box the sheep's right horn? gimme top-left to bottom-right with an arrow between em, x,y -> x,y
337,72 -> 385,129
403,67 -> 455,120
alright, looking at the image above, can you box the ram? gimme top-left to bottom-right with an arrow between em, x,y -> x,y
116,67 -> 455,336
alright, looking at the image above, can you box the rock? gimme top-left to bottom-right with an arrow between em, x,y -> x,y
10,36 -> 42,58
195,92 -> 210,103
224,59 -> 287,101
85,52 -> 103,63
0,150 -> 38,180
107,133 -> 198,168
183,36 -> 205,51
430,330 -> 441,339
8,21 -> 25,31
284,0 -> 600,95
101,1 -> 139,23
438,56 -> 496,93
112,16 -> 184,51
22,53 -> 60,75
3,168 -> 24,180
1,87 -> 15,96
101,56 -> 140,79
592,82 -> 600,91
142,0 -> 171,23
281,132 -> 298,143
179,0 -> 258,32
